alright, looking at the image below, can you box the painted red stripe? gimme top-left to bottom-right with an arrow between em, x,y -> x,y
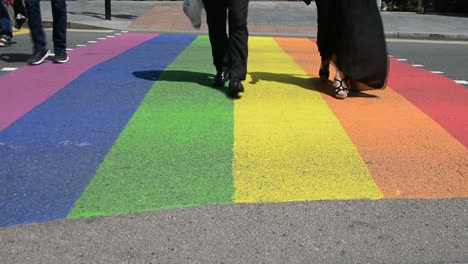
0,33 -> 158,131
387,58 -> 468,147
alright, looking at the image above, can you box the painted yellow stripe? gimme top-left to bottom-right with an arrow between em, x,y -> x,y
13,28 -> 29,36
233,37 -> 383,203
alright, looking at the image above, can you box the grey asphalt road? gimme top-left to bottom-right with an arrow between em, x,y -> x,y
1,199 -> 467,263
387,39 -> 468,87
1,31 -> 467,263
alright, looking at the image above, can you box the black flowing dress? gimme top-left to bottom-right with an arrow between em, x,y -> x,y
314,0 -> 389,90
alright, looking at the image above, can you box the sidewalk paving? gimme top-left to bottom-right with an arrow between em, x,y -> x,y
39,1 -> 468,40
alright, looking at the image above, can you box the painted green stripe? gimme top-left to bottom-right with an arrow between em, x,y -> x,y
68,36 -> 235,219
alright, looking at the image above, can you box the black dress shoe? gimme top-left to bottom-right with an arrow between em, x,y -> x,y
228,79 -> 244,95
212,71 -> 229,87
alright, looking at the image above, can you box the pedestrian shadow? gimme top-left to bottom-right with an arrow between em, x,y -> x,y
68,11 -> 138,20
249,71 -> 379,99
0,53 -> 30,63
133,70 -> 235,98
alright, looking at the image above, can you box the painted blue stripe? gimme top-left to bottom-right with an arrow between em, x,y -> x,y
0,34 -> 196,227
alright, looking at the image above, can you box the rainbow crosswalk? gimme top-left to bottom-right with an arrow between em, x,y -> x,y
0,33 -> 467,227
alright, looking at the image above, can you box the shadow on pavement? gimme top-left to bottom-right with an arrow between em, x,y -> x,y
0,53 -> 30,63
133,70 -> 237,99
68,11 -> 138,20
134,70 -> 379,100
249,72 -> 379,99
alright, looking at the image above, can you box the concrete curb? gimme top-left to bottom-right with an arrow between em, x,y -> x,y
385,31 -> 468,41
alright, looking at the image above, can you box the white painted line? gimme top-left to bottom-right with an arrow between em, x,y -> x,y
66,48 -> 74,51
397,58 -> 408,61
121,31 -> 128,33
1,67 -> 18,71
76,44 -> 86,47
454,80 -> 468,85
98,38 -> 106,40
106,35 -> 115,38
114,33 -> 121,35
431,71 -> 444,74
87,41 -> 97,43
412,64 -> 424,67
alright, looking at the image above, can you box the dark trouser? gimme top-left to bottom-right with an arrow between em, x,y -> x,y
315,0 -> 337,62
0,0 -> 13,40
24,0 -> 67,53
202,0 -> 249,81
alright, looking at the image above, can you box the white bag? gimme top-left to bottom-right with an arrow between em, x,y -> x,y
183,0 -> 204,29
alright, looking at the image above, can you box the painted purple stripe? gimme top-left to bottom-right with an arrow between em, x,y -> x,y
0,33 -> 158,131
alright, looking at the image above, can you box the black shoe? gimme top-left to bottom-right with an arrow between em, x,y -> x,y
28,49 -> 50,65
14,13 -> 27,30
228,79 -> 244,96
53,51 -> 69,63
212,71 -> 229,87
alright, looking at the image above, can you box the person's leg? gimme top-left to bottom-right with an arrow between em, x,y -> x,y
224,0 -> 248,96
24,0 -> 50,64
315,0 -> 338,82
202,0 -> 229,73
332,67 -> 349,99
51,0 -> 67,53
227,0 -> 248,82
0,0 -> 13,46
315,0 -> 335,62
24,0 -> 47,52
51,0 -> 68,62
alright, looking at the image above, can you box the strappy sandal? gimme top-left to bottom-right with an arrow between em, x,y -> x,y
319,60 -> 330,82
0,37 -> 11,47
334,78 -> 349,100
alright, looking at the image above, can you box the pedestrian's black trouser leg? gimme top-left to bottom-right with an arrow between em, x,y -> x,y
315,0 -> 336,61
227,0 -> 249,81
51,0 -> 67,53
202,0 -> 229,73
25,0 -> 47,52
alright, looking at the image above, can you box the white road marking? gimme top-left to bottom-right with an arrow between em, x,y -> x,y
431,71 -> 444,74
454,80 -> 468,85
1,67 -> 18,71
397,58 -> 408,61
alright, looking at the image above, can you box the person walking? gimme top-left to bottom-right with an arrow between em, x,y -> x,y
0,0 -> 13,47
310,0 -> 388,99
24,0 -> 68,64
202,0 -> 249,97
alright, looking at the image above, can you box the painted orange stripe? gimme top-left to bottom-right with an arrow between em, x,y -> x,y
276,37 -> 468,199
